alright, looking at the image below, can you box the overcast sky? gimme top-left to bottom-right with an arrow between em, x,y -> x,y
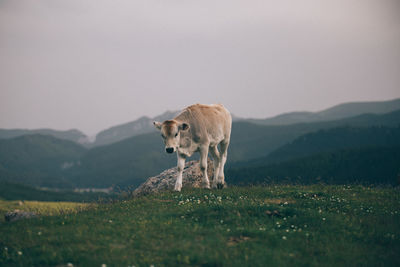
1,0 -> 399,135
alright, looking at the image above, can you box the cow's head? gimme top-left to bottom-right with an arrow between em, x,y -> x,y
153,120 -> 190,154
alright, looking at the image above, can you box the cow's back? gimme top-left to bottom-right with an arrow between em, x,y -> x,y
175,104 -> 231,144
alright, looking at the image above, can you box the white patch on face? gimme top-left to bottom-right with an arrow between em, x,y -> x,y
161,124 -> 180,153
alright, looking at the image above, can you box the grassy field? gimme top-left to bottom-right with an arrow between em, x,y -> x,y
0,200 -> 91,222
1,185 -> 399,266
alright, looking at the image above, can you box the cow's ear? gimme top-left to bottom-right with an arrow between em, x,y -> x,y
179,122 -> 190,131
153,121 -> 162,130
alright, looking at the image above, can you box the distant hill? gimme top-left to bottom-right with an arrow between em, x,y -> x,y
247,98 -> 400,125
232,126 -> 400,168
70,132 -> 178,188
228,109 -> 400,163
0,134 -> 86,188
0,128 -> 89,145
92,111 -> 179,147
227,146 -> 400,185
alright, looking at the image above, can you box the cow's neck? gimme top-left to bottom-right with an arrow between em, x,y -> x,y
178,129 -> 198,157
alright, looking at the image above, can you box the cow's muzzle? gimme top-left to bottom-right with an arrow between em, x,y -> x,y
166,147 -> 174,154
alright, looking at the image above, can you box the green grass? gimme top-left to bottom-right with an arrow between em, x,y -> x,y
0,185 -> 399,266
0,181 -> 114,203
0,200 -> 91,223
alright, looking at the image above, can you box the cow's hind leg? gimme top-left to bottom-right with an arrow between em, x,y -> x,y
209,145 -> 221,188
217,139 -> 230,189
199,144 -> 211,189
175,154 -> 186,191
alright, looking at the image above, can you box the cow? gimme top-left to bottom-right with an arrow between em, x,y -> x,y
153,103 -> 232,191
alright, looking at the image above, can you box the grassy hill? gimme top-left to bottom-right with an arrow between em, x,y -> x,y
233,126 -> 400,168
227,146 -> 400,186
228,109 -> 400,163
70,132 -> 178,188
0,135 -> 86,188
0,186 -> 399,266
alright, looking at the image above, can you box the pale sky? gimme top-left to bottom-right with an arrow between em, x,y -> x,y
1,0 -> 399,135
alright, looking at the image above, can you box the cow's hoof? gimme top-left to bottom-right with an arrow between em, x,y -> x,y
211,182 -> 218,189
217,183 -> 224,189
174,183 -> 182,191
202,183 -> 211,189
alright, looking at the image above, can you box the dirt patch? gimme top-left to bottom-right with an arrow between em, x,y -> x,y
227,236 -> 251,246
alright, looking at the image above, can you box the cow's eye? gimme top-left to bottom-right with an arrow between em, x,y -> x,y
175,133 -> 178,137
161,134 -> 165,138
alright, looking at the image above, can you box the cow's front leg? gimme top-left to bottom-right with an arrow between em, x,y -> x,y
199,145 -> 211,189
175,154 -> 186,191
209,145 -> 221,188
217,140 -> 230,189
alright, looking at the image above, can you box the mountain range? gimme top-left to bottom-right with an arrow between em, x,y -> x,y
1,98 -> 399,148
246,98 -> 400,125
1,100 -> 399,190
0,128 -> 89,144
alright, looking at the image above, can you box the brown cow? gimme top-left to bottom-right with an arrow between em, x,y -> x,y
153,104 -> 232,191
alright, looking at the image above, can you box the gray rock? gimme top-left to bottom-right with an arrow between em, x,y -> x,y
5,209 -> 37,222
133,159 -> 218,197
